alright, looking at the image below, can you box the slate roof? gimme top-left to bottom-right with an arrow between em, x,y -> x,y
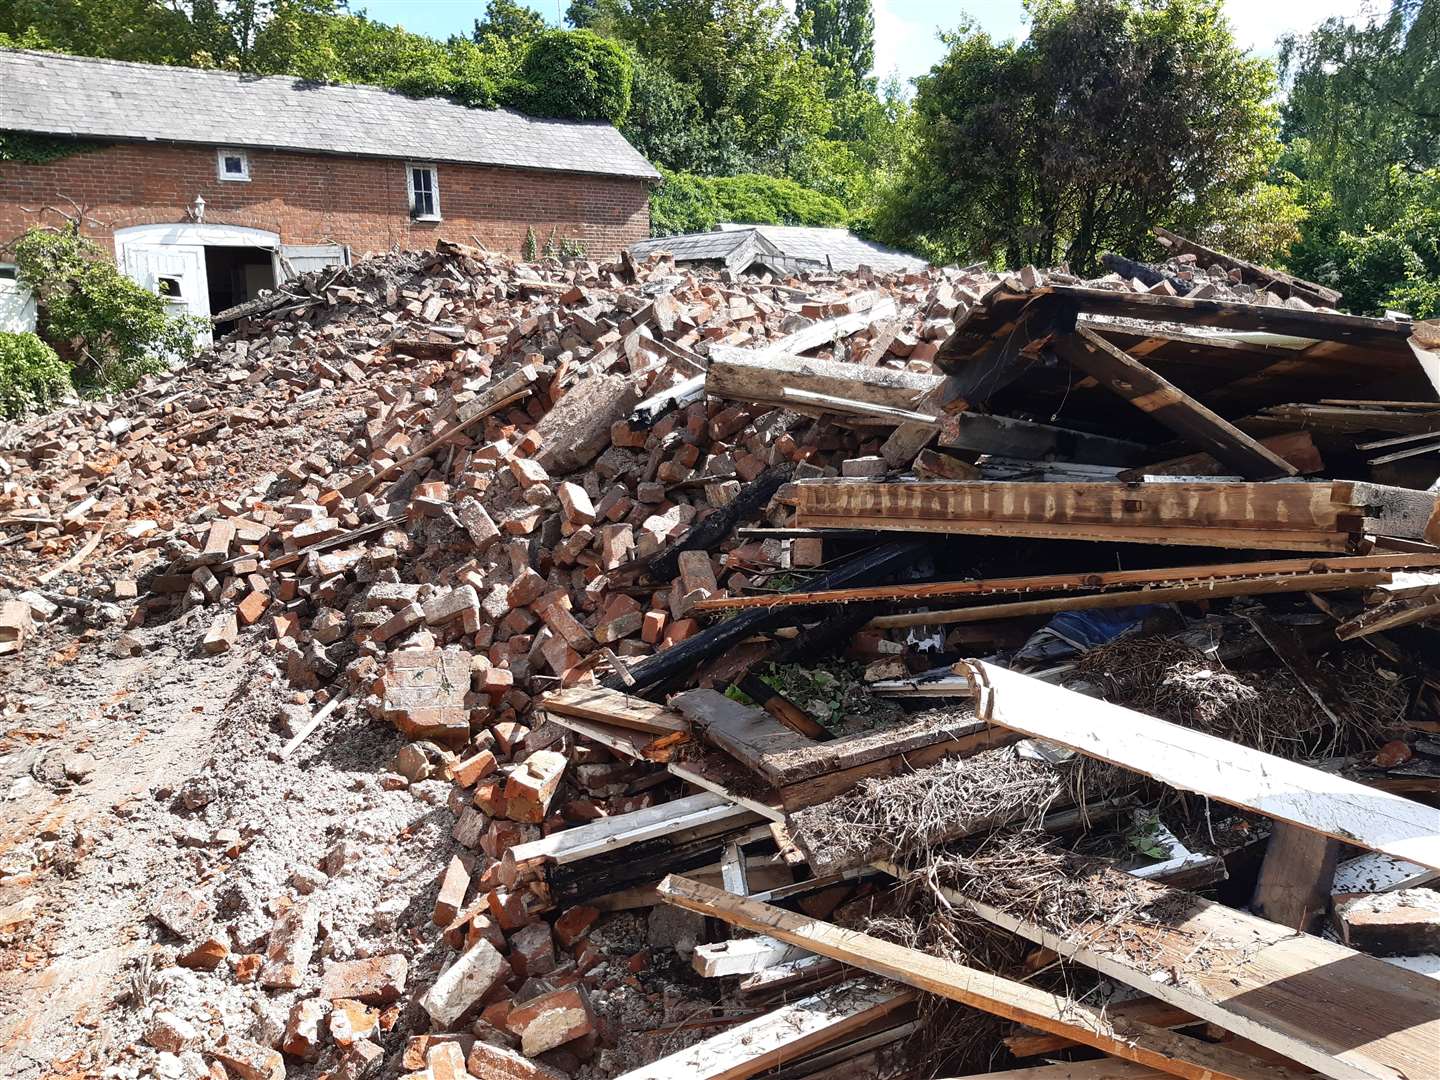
631,225 -> 927,273
0,49 -> 659,180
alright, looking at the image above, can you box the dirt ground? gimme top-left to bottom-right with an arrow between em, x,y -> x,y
0,581 -> 468,1079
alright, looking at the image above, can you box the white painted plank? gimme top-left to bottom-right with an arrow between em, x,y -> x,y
613,980 -> 911,1080
505,792 -> 746,866
966,660 -> 1440,872
693,934 -> 807,977
1332,851 -> 1440,895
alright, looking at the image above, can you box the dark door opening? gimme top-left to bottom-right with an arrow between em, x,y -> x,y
205,246 -> 276,333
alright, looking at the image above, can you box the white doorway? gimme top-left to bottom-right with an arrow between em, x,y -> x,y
113,225 -> 348,343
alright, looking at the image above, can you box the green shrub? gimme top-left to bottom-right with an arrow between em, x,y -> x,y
507,30 -> 632,125
650,170 -> 847,235
0,331 -> 70,418
13,227 -> 200,394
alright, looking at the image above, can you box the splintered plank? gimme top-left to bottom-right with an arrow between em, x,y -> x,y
654,876 -> 1309,1080
613,980 -> 915,1080
670,689 -> 815,783
538,686 -> 689,735
540,710 -> 684,763
1336,594 -> 1440,639
936,865 -> 1440,1080
963,660 -> 1440,872
1053,327 -> 1297,479
1004,999 -> 1200,1057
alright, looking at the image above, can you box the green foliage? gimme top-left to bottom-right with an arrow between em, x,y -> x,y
795,0 -> 875,92
13,228 -> 198,393
570,0 -> 835,177
0,131 -> 107,164
0,332 -> 70,418
523,226 -> 539,261
474,0 -> 547,43
649,170 -> 846,234
871,0 -> 1280,272
1196,178 -> 1309,266
1276,3 -> 1440,315
1286,167 -> 1440,316
507,29 -> 633,124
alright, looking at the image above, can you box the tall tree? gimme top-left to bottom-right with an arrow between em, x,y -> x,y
474,0 -> 547,43
795,0 -> 874,90
1277,0 -> 1440,314
870,0 -> 1279,272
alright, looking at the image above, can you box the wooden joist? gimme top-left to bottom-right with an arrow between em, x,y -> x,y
864,571 -> 1393,630
689,553 -> 1440,614
654,876 -> 1311,1080
790,480 -> 1371,552
961,660 -> 1440,872
614,980 -> 915,1080
939,868 -> 1440,1080
1052,327 -> 1297,479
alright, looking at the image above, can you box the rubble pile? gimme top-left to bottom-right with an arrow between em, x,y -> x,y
4,229 -> 1440,1080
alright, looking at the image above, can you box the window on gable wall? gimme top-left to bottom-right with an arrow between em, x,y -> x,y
407,164 -> 440,221
217,148 -> 250,181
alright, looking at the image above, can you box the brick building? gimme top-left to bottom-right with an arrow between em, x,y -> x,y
0,49 -> 657,332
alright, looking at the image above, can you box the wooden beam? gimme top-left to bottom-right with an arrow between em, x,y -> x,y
690,553 -> 1440,615
537,686 -> 689,735
1055,327 -> 1297,479
613,981 -> 915,1080
1046,284 -> 1409,347
1252,822 -> 1341,933
789,480 -> 1368,552
962,660 -> 1440,872
937,869 -> 1440,1080
864,572 -> 1391,630
1004,999 -> 1199,1057
706,346 -> 936,412
654,876 -> 1312,1080
693,935 -> 809,977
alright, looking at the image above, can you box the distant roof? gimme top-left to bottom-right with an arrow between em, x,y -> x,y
630,224 -> 926,274
720,225 -> 929,273
0,49 -> 660,181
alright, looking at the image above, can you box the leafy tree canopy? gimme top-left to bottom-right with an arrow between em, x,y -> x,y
869,0 -> 1279,273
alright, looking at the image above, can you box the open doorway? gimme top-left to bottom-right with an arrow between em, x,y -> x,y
205,246 -> 276,333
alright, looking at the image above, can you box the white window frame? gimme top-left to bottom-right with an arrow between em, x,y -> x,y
216,148 -> 250,182
407,163 -> 441,222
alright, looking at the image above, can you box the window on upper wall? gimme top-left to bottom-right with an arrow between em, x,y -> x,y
407,164 -> 440,221
217,148 -> 250,181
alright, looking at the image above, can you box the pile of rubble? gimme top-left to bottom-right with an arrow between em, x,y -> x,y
4,229 -> 1440,1080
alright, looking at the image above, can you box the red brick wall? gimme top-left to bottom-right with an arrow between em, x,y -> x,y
0,142 -> 652,258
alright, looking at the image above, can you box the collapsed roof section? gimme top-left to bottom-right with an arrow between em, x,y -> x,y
629,225 -> 928,276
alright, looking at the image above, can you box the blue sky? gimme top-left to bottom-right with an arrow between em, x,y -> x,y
356,0 -> 1381,86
